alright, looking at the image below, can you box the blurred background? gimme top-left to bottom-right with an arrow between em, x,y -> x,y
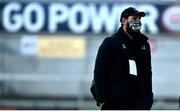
0,0 -> 180,110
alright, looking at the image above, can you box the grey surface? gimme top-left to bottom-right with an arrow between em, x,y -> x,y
0,35 -> 180,109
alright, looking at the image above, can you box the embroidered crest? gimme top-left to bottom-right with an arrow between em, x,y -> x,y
141,45 -> 146,50
122,44 -> 127,49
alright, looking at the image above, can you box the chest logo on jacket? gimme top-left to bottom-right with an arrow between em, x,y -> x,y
122,44 -> 127,49
141,45 -> 146,50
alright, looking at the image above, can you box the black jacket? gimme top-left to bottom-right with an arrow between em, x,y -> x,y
94,27 -> 153,109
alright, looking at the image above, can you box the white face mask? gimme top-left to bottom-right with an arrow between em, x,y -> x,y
129,20 -> 142,30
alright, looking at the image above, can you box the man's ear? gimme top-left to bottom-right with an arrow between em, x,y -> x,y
121,18 -> 127,25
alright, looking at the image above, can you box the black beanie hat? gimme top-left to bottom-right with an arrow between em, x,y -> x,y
120,7 -> 145,22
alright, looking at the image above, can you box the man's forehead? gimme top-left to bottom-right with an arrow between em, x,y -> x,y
128,16 -> 141,20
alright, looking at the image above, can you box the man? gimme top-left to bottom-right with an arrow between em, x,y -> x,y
93,7 -> 153,110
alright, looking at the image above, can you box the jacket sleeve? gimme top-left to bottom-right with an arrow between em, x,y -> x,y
139,42 -> 154,109
94,37 -> 114,104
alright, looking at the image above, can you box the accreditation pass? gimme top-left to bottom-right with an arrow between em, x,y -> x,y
129,60 -> 137,76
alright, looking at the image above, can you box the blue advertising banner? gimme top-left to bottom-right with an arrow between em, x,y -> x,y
0,2 -> 180,34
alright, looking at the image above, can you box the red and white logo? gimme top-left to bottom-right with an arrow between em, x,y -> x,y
162,5 -> 180,33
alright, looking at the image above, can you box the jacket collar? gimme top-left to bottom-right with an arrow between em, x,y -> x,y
115,27 -> 148,45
